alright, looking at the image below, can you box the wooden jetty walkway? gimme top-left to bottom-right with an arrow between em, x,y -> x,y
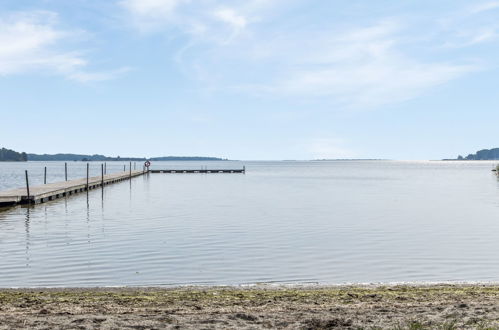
150,168 -> 245,174
0,165 -> 246,207
0,170 -> 145,206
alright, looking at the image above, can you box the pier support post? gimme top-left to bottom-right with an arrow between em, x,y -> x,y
123,165 -> 126,172
86,163 -> 89,191
44,167 -> 47,184
65,162 -> 67,181
101,163 -> 104,187
25,170 -> 30,202
104,162 -> 107,175
129,161 -> 132,179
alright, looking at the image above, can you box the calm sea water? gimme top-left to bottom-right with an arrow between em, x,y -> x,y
0,160 -> 499,287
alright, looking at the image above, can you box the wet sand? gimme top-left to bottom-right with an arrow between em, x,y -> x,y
0,285 -> 498,329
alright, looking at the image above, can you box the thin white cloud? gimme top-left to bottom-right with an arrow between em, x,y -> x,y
68,67 -> 132,83
211,8 -> 248,43
0,11 -> 80,75
439,1 -> 499,48
121,0 -> 183,17
214,8 -> 247,29
119,0 -> 266,41
0,11 -> 128,82
119,0 -> 187,31
253,22 -> 477,108
470,1 -> 499,14
119,2 -> 484,109
193,20 -> 478,108
444,29 -> 499,48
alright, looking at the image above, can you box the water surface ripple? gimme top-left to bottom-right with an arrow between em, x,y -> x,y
1,160 -> 499,287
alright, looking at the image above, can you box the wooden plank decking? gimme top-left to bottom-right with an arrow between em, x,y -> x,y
0,167 -> 246,207
150,169 -> 245,174
0,170 -> 145,206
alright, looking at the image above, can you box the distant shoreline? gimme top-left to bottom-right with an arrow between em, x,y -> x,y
27,154 -> 228,162
20,158 -> 230,162
0,147 -> 229,162
1,284 -> 497,329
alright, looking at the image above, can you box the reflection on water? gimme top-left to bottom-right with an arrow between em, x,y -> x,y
24,206 -> 30,269
0,160 -> 499,287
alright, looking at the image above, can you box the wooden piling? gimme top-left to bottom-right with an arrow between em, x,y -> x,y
129,162 -> 132,179
65,163 -> 68,181
86,163 -> 89,191
44,167 -> 47,184
25,170 -> 30,201
101,164 -> 104,187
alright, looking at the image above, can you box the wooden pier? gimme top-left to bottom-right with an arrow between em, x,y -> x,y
0,170 -> 145,206
0,165 -> 246,207
150,168 -> 245,174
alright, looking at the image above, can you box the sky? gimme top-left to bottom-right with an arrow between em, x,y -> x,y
1,0 -> 499,160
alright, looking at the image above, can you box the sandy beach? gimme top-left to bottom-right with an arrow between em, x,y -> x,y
0,285 -> 498,329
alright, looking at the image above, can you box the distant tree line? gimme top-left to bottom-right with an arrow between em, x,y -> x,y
0,148 -> 227,162
457,148 -> 499,160
27,154 -> 145,161
0,148 -> 27,161
27,153 -> 227,161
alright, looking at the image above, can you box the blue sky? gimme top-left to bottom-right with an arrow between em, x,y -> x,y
1,0 -> 498,160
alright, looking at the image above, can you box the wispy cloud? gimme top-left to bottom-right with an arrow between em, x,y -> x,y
121,0 -> 184,17
213,8 -> 247,29
0,11 -> 127,82
119,0 -> 188,31
440,1 -> 499,48
250,21 -> 477,108
470,1 -> 499,14
67,67 -> 132,83
119,0 -> 265,42
119,1 -> 488,109
177,18 -> 477,108
212,7 -> 247,42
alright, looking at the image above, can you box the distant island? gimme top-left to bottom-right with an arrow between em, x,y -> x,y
0,148 -> 28,161
0,147 -> 227,162
455,148 -> 499,160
